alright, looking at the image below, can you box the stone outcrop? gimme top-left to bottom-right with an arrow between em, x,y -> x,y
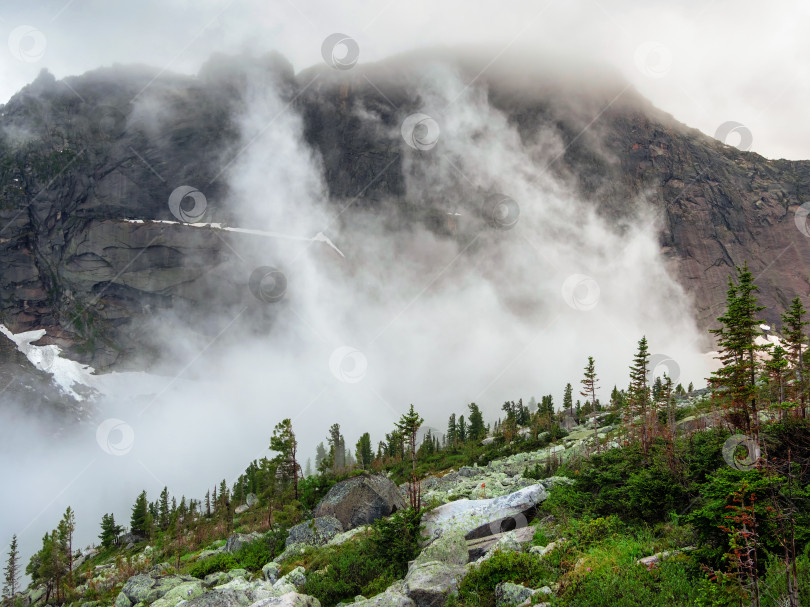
313,474 -> 406,530
2,49 -> 809,381
421,484 -> 547,545
285,516 -> 343,547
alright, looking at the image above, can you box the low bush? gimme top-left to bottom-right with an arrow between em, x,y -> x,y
188,552 -> 238,578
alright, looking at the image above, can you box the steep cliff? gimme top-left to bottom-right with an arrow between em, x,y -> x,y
1,49 -> 808,370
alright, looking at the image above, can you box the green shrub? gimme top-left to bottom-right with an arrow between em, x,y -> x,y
235,538 -> 275,572
370,508 -> 423,577
449,550 -> 557,607
189,552 -> 238,578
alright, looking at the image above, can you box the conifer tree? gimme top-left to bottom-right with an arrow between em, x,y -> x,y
355,432 -> 373,470
2,534 -> 19,606
315,442 -> 328,473
766,344 -> 789,418
468,403 -> 486,441
457,415 -> 467,443
304,458 -> 312,477
629,336 -> 652,453
99,513 -> 120,548
563,383 -> 573,412
396,404 -> 424,474
580,356 -> 601,453
781,296 -> 808,417
159,487 -> 170,530
709,264 -> 768,435
446,413 -> 457,447
61,507 -> 75,582
130,491 -> 150,537
270,418 -> 300,499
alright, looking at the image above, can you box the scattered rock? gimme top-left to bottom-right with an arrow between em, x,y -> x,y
117,574 -> 198,606
248,593 -> 321,607
202,572 -> 230,589
467,526 -> 534,562
351,581 -> 414,606
235,504 -> 250,514
313,474 -> 407,530
412,530 -> 468,567
262,562 -> 281,583
404,561 -> 466,607
637,546 -> 695,569
225,532 -> 262,553
150,580 -> 204,607
285,516 -> 343,547
494,582 -> 533,607
326,525 -> 370,546
421,485 -> 547,546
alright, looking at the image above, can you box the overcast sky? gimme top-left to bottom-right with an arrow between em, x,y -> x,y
0,0 -> 808,159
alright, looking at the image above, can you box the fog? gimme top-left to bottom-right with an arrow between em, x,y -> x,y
0,2 -> 739,579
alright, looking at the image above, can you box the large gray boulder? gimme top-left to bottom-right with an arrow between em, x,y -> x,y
248,593 -> 321,607
116,574 -> 198,606
285,516 -> 343,547
421,484 -> 547,546
404,561 -> 467,607
351,581 -> 414,607
226,532 -> 262,553
313,474 -> 407,530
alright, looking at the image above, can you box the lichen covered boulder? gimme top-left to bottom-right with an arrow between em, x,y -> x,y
313,474 -> 406,530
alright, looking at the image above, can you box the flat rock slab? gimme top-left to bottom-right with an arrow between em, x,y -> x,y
422,484 -> 547,545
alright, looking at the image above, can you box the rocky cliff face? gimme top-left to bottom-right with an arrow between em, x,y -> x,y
1,50 -> 809,370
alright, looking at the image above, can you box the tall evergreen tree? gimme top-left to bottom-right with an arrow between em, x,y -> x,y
270,418 -> 300,499
2,534 -> 19,606
781,296 -> 808,417
304,458 -> 312,477
98,513 -> 120,548
629,336 -> 652,453
355,432 -> 373,470
563,382 -> 573,412
159,487 -> 170,530
446,413 -> 457,447
130,490 -> 149,537
709,264 -> 768,435
580,356 -> 601,453
457,415 -> 467,443
395,404 -> 424,474
467,403 -> 486,441
60,507 -> 75,582
315,442 -> 328,473
766,344 -> 789,417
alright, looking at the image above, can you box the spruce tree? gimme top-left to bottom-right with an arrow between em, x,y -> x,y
457,415 -> 467,443
355,432 -> 373,470
315,442 -> 328,473
130,490 -> 149,537
781,296 -> 808,417
467,403 -> 486,441
270,418 -> 300,499
709,264 -> 767,435
446,414 -> 457,447
60,507 -> 75,581
563,383 -> 573,413
580,356 -> 601,453
766,344 -> 789,418
395,404 -> 424,474
2,534 -> 19,606
629,336 -> 652,453
159,487 -> 170,530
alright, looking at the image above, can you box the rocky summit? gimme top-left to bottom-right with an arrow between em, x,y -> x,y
2,50 -> 809,373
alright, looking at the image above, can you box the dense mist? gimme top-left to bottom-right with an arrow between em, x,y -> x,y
0,47 -> 716,572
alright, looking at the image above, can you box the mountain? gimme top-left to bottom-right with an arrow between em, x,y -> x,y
1,49 -> 809,372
